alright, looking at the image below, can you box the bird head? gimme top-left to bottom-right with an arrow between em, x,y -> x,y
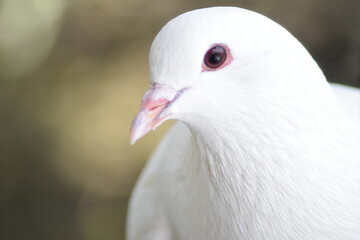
130,7 -> 330,144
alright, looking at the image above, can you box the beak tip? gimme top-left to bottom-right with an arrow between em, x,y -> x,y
130,136 -> 136,145
130,118 -> 149,145
130,128 -> 143,145
130,126 -> 141,145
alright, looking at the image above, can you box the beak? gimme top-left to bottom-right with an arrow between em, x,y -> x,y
130,84 -> 186,144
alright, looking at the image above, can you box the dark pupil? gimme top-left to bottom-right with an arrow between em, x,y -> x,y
210,53 -> 222,64
205,46 -> 226,68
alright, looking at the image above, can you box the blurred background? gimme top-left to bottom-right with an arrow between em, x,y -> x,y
0,0 -> 359,239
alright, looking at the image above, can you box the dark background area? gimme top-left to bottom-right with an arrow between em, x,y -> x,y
0,0 -> 359,239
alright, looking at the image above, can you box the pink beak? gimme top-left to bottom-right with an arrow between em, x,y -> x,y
130,84 -> 186,144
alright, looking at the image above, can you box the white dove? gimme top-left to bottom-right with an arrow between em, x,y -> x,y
127,7 -> 360,240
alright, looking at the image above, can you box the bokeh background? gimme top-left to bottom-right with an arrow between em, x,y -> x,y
0,0 -> 359,239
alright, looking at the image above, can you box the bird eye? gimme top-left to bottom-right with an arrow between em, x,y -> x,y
202,44 -> 232,71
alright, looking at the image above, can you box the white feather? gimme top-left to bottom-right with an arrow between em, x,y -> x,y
127,7 -> 360,240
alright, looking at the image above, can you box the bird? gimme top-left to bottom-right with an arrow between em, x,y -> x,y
127,7 -> 360,240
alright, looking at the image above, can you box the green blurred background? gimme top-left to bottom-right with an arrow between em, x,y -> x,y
0,0 -> 359,239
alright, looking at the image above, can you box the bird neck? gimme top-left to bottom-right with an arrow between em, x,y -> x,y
189,124 -> 281,183
184,99 -> 342,192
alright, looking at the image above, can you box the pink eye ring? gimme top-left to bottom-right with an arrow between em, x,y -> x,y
202,44 -> 233,71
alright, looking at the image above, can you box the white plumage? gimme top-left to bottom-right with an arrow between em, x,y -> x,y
128,7 -> 360,240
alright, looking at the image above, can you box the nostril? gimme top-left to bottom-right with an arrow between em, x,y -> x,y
149,104 -> 163,112
146,99 -> 169,112
149,106 -> 157,111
